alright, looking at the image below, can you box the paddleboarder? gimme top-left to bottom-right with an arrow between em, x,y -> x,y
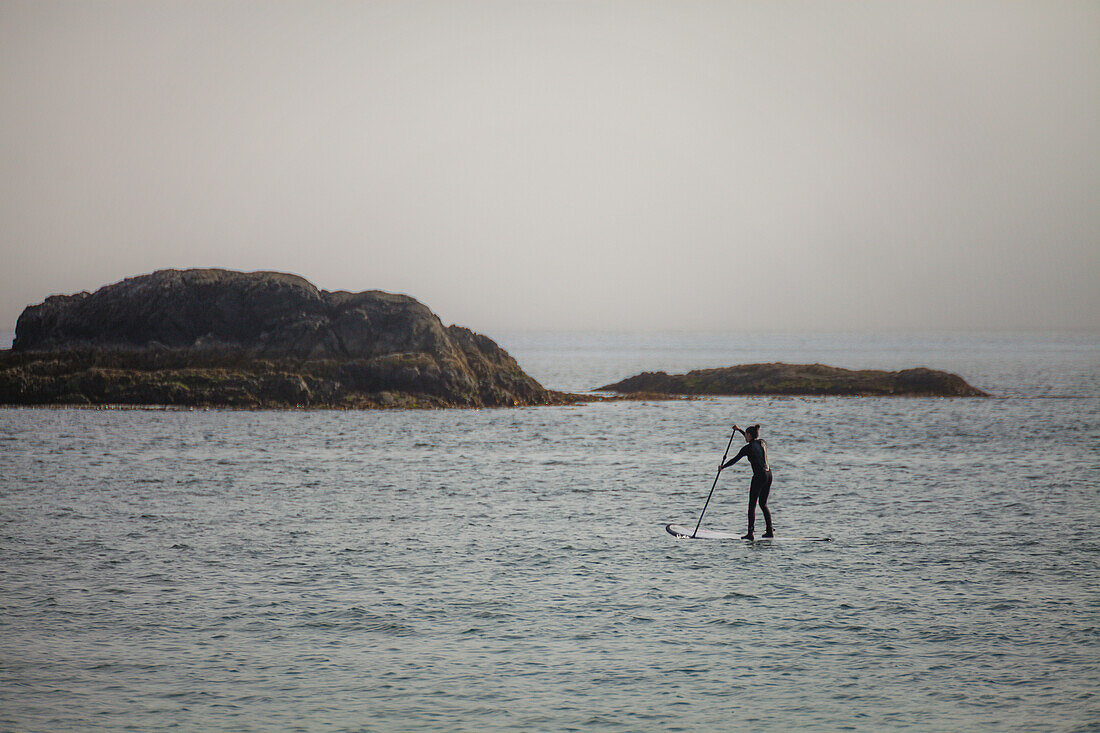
721,424 -> 773,540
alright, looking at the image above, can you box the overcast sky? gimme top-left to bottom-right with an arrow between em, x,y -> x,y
2,1 -> 1097,336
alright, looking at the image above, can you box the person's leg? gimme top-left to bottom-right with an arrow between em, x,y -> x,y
759,472 -> 773,536
744,477 -> 760,539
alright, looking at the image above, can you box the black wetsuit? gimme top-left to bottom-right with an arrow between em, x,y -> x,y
724,438 -> 773,534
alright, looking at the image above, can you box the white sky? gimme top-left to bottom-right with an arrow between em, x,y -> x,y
2,1 -> 1098,334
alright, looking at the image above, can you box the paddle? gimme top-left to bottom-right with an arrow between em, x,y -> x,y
691,425 -> 741,538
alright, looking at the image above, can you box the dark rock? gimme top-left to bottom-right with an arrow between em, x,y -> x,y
597,363 -> 989,397
2,269 -> 566,408
14,269 -> 444,360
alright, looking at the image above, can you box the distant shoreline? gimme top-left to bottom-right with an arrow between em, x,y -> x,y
597,363 -> 989,398
1,392 -> 1027,413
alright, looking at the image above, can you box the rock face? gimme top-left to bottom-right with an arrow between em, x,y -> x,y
597,363 -> 989,397
2,269 -> 561,408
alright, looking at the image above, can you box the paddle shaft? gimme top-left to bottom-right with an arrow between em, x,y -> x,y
692,426 -> 740,538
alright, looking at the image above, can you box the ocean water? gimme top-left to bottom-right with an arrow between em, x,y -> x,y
1,331 -> 1098,731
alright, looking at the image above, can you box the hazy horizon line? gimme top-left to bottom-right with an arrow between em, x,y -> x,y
4,325 -> 1099,348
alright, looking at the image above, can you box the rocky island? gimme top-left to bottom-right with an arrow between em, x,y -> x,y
0,269 -> 569,408
597,363 -> 989,397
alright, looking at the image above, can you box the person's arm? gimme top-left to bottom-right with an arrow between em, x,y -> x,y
721,444 -> 749,470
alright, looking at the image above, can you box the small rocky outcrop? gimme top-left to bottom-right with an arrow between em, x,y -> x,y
597,363 -> 989,397
1,269 -> 567,408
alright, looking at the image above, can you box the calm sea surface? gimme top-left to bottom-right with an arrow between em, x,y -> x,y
1,332 -> 1098,731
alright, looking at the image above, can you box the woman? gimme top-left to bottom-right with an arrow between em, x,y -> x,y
721,423 -> 773,540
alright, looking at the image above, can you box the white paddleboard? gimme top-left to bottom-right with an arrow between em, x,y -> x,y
666,523 -> 831,541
